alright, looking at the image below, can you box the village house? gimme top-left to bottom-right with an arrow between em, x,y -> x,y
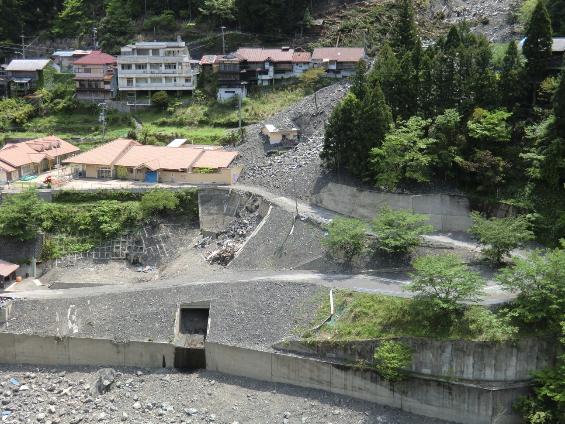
549,37 -> 565,71
0,136 -> 79,182
0,260 -> 19,288
64,138 -> 242,185
4,59 -> 52,96
0,65 -> 8,98
73,51 -> 117,101
117,39 -> 200,106
311,47 -> 366,78
261,124 -> 299,146
216,47 -> 312,101
51,50 -> 92,73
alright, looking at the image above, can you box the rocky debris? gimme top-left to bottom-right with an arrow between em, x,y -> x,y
91,368 -> 116,395
0,297 -> 12,309
1,281 -> 325,350
195,196 -> 263,266
421,0 -> 521,42
0,366 -> 449,424
234,82 -> 350,200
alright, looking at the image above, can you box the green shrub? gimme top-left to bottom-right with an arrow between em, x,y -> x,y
0,190 -> 45,241
458,306 -> 518,342
470,213 -> 534,264
407,254 -> 485,312
322,218 -> 367,265
373,341 -> 412,382
370,207 -> 433,254
53,190 -> 143,203
140,190 -> 179,217
0,98 -> 35,130
142,11 -> 177,32
151,91 -> 170,110
497,245 -> 565,334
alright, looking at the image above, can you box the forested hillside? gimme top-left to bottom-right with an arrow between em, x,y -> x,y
0,0 -> 312,56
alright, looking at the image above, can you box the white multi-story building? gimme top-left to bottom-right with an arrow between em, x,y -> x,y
117,39 -> 199,105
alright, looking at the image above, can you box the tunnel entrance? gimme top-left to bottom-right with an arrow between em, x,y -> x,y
173,302 -> 210,370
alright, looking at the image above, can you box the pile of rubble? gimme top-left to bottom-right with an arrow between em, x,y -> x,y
195,201 -> 263,266
235,82 -> 350,200
421,0 -> 521,41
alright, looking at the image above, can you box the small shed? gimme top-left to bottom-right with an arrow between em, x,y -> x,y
0,260 -> 19,287
261,124 -> 299,145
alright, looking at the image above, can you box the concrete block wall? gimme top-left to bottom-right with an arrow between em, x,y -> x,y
205,342 -> 527,424
0,333 -> 174,369
274,338 -> 557,382
312,182 -> 473,232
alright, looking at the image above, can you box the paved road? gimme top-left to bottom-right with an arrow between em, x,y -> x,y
4,268 -> 512,305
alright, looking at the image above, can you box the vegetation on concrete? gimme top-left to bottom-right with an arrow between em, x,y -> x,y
306,290 -> 518,342
469,213 -> 534,264
373,340 -> 413,382
0,189 -> 197,259
370,207 -> 433,254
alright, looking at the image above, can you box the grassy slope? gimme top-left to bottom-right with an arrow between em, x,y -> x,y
2,86 -> 307,149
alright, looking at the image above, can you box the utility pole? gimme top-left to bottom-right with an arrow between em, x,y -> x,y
98,102 -> 108,143
93,27 -> 98,49
220,26 -> 226,55
21,33 -> 25,59
238,82 -> 248,142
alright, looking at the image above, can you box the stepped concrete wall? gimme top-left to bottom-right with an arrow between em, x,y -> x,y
274,338 -> 557,382
205,341 -> 527,424
312,182 -> 472,231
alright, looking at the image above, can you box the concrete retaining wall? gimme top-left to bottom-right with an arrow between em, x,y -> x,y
312,182 -> 472,231
198,188 -> 269,234
205,342 -> 527,424
0,333 -> 174,369
274,338 -> 557,382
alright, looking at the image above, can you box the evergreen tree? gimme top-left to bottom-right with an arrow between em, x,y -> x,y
555,71 -> 565,138
353,81 -> 393,178
351,61 -> 368,100
396,51 -> 418,119
523,0 -> 553,97
370,43 -> 400,117
498,41 -> 525,109
98,0 -> 135,54
547,0 -> 565,35
320,93 -> 362,173
392,0 -> 419,53
418,49 -> 437,117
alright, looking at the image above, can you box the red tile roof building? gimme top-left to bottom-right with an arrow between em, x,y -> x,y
0,136 -> 80,182
65,139 -> 241,185
73,51 -> 117,101
311,47 -> 366,78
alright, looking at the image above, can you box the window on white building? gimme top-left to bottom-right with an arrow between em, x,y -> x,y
121,64 -> 132,70
164,63 -> 177,70
126,78 -> 134,87
135,64 -> 147,70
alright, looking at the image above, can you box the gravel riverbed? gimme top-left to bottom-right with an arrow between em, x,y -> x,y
0,365 -> 451,424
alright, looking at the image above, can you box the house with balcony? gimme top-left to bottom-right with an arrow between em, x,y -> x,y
216,47 -> 311,101
117,40 -> 199,106
73,51 -> 117,101
311,47 -> 366,78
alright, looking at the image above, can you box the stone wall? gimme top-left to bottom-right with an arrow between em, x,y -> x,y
312,182 -> 472,231
274,338 -> 557,382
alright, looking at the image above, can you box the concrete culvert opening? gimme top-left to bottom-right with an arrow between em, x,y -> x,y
173,301 -> 210,370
